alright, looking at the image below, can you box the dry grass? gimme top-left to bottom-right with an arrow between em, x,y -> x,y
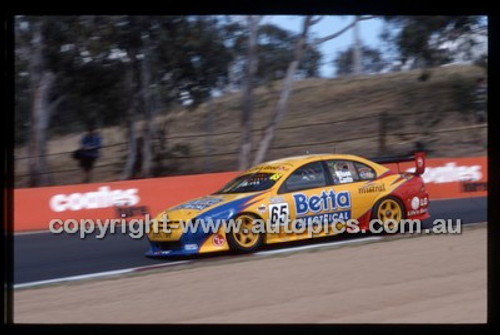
14,65 -> 487,188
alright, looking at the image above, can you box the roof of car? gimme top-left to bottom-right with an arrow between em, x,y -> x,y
240,154 -> 393,181
263,153 -> 369,167
244,153 -> 387,174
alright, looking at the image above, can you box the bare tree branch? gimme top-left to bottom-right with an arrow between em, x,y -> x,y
312,15 -> 375,46
252,16 -> 314,165
239,15 -> 261,170
310,16 -> 323,26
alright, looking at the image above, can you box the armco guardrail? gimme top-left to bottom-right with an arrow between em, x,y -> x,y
13,156 -> 486,232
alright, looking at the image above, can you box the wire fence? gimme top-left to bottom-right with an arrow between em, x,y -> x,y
13,108 -> 460,162
14,111 -> 487,187
14,111 -> 388,161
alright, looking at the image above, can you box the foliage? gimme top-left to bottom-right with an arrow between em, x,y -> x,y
334,45 -> 385,76
14,16 -> 322,145
221,20 -> 322,88
381,16 -> 486,68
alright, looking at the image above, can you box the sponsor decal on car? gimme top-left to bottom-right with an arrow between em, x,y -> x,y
335,170 -> 354,184
408,196 -> 428,215
358,183 -> 386,194
174,197 -> 224,211
247,163 -> 294,173
411,196 -> 420,210
212,234 -> 225,247
257,204 -> 267,214
293,189 -> 351,216
269,173 -> 283,181
270,196 -> 285,204
407,208 -> 428,216
358,167 -> 375,180
295,211 -> 351,228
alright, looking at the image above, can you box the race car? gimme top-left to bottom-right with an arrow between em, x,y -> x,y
146,153 -> 429,257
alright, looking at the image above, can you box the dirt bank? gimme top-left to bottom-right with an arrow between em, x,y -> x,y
14,226 -> 486,323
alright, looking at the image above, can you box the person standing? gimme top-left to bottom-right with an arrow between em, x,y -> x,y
75,122 -> 102,183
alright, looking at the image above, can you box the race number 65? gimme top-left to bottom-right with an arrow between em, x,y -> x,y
269,203 -> 289,228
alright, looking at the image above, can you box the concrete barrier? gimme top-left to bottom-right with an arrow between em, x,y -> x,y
13,156 -> 486,232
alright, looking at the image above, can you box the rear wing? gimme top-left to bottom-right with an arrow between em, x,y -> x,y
371,151 -> 426,175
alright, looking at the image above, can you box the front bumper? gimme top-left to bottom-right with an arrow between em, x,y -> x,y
145,240 -> 200,257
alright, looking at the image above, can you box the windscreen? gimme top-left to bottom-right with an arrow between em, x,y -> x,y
215,172 -> 279,194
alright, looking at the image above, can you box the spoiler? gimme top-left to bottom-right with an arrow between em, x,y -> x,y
371,151 -> 426,175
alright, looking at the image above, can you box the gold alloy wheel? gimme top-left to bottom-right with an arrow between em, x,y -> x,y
232,214 -> 260,248
377,198 -> 402,229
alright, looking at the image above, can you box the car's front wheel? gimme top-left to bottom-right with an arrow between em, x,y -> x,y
226,213 -> 263,253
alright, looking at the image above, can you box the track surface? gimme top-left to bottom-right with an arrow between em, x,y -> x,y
14,197 -> 487,284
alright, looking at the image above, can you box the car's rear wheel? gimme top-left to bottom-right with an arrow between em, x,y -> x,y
226,213 -> 263,253
372,196 -> 405,233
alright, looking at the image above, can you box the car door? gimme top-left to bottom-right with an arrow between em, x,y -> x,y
267,160 -> 335,242
324,159 -> 382,224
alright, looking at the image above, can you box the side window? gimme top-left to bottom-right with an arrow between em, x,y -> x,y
280,161 -> 327,193
326,160 -> 360,185
355,162 -> 376,180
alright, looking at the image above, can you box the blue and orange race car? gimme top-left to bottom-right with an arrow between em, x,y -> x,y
146,153 -> 429,257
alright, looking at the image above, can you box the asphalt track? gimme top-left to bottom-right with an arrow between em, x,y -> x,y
14,196 -> 487,285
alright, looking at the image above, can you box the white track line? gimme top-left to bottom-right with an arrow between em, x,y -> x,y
14,237 -> 383,289
14,260 -> 190,289
255,236 -> 384,256
15,221 -> 487,289
14,229 -> 51,236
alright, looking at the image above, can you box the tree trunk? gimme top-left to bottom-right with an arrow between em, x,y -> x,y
238,15 -> 261,170
140,32 -> 154,178
28,20 -> 54,187
352,16 -> 362,76
252,16 -> 312,166
29,71 -> 56,186
121,53 -> 139,180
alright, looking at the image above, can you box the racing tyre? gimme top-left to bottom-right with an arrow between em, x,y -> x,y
371,196 -> 405,234
226,213 -> 264,253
